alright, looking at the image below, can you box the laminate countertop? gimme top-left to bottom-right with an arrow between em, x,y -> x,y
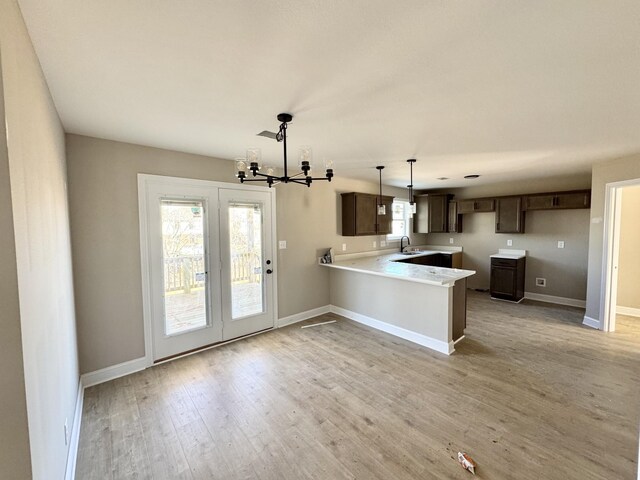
321,250 -> 475,287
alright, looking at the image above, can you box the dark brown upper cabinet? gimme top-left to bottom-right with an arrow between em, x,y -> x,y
448,201 -> 462,233
523,190 -> 591,211
495,196 -> 525,233
341,192 -> 394,236
457,198 -> 495,214
413,194 -> 451,233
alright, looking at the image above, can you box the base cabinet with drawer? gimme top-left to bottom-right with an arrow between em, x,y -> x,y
490,256 -> 526,302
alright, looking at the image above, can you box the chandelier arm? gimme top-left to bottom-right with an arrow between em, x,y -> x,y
306,176 -> 330,181
250,171 -> 276,179
289,179 -> 310,186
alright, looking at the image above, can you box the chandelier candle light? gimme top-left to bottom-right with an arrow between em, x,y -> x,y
235,113 -> 334,188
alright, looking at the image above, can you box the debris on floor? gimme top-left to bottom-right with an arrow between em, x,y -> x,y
457,452 -> 476,475
301,320 -> 336,329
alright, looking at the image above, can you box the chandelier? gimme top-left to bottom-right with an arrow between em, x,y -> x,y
235,113 -> 334,187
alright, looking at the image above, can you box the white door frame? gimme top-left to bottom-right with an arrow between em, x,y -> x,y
599,177 -> 640,332
138,174 -> 278,366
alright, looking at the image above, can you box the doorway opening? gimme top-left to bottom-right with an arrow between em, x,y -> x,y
600,178 -> 640,332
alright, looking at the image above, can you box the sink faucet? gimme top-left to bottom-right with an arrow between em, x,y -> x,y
400,236 -> 411,253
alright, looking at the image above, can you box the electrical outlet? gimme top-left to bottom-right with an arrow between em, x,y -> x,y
342,243 -> 347,251
536,278 -> 546,287
380,240 -> 386,247
278,240 -> 287,250
507,239 -> 513,247
557,241 -> 565,249
373,241 -> 377,248
64,418 -> 69,446
449,237 -> 454,244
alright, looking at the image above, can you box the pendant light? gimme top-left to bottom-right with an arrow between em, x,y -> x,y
376,166 -> 386,215
407,158 -> 417,214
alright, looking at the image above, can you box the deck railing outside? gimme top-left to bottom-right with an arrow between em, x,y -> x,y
164,253 -> 260,293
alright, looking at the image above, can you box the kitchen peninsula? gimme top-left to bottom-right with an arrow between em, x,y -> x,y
322,247 -> 475,355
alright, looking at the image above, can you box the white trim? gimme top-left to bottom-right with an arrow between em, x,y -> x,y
64,381 -> 84,480
137,175 -> 154,367
582,316 -> 601,330
453,335 -> 466,345
329,305 -> 453,355
80,357 -> 148,388
277,305 -> 331,328
617,306 -> 640,318
524,292 -> 586,308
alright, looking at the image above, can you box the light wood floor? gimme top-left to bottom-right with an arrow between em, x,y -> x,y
76,293 -> 640,479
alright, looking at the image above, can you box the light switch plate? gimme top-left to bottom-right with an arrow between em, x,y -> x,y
449,238 -> 454,244
558,241 -> 565,249
342,243 -> 347,251
373,241 -> 377,248
278,240 -> 287,249
380,240 -> 386,247
507,239 -> 513,246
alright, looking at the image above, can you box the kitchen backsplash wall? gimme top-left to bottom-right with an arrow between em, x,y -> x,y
424,174 -> 592,301
427,210 -> 590,300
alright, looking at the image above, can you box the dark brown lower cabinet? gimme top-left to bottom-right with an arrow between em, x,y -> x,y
452,278 -> 467,341
490,257 -> 525,302
394,252 -> 463,268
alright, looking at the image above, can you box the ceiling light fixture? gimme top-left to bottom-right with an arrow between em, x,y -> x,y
235,113 -> 334,188
376,166 -> 386,215
407,159 -> 417,214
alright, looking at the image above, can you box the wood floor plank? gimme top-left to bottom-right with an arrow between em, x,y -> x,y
76,292 -> 640,479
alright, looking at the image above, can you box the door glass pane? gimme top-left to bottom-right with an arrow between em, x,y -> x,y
228,202 -> 264,319
161,200 -> 208,335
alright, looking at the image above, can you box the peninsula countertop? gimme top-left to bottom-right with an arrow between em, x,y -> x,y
321,249 -> 475,287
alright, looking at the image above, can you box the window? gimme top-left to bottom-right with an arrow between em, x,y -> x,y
388,199 -> 411,239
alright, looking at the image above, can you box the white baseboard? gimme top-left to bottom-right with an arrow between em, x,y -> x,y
64,380 -> 84,480
617,306 -> 640,318
80,356 -> 148,389
582,316 -> 601,330
524,292 -> 586,308
329,305 -> 453,355
277,305 -> 331,328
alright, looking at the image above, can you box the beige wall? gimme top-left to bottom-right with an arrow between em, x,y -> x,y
0,48 -> 32,480
0,1 -> 79,478
425,175 -> 592,300
616,185 -> 640,310
276,175 -> 424,318
66,134 -> 422,373
585,153 -> 640,321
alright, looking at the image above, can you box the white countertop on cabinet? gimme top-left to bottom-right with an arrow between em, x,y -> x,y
321,250 -> 475,287
490,248 -> 527,260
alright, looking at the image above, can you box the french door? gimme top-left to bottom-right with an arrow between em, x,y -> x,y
140,176 -> 276,362
219,189 -> 275,340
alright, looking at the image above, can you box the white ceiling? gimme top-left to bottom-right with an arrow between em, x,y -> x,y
17,0 -> 640,188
